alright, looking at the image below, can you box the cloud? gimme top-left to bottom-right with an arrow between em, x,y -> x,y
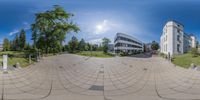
9,22 -> 30,36
9,29 -> 20,36
88,38 -> 102,44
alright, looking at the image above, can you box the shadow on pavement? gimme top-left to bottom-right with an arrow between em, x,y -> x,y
130,52 -> 152,58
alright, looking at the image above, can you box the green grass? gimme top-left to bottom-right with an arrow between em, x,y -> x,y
0,51 -> 35,68
172,53 -> 200,68
0,57 -> 34,68
0,51 -> 26,55
75,51 -> 114,58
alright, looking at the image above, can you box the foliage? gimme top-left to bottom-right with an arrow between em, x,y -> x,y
78,38 -> 86,51
102,37 -> 111,53
3,38 -> 10,51
75,51 -> 114,58
19,29 -> 26,50
31,5 -> 80,54
191,48 -> 198,57
68,36 -> 79,53
151,41 -> 159,50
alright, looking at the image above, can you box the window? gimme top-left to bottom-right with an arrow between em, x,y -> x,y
177,35 -> 180,41
177,44 -> 180,52
177,29 -> 181,33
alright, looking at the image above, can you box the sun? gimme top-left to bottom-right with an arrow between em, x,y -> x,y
96,25 -> 103,30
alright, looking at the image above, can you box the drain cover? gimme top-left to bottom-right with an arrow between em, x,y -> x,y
99,71 -> 104,74
89,85 -> 104,91
3,71 -> 8,74
59,66 -> 63,68
143,68 -> 147,71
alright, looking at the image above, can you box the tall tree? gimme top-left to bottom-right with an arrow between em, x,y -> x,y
31,5 -> 80,54
3,38 -> 10,51
78,38 -> 86,51
19,29 -> 26,50
68,36 -> 79,53
151,41 -> 159,50
13,34 -> 19,51
102,38 -> 111,53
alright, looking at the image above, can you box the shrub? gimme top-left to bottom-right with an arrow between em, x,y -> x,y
191,48 -> 198,57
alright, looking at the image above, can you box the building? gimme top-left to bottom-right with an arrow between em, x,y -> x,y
160,20 -> 197,56
145,43 -> 152,52
114,33 -> 143,54
0,44 -> 3,51
108,44 -> 114,52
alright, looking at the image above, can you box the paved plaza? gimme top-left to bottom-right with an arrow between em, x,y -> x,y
1,53 -> 200,100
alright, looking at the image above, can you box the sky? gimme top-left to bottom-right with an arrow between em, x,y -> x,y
0,0 -> 200,44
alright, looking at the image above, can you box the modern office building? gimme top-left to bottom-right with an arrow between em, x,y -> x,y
114,33 -> 143,54
160,20 -> 197,56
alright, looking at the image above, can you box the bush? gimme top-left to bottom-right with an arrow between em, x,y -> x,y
191,48 -> 198,57
119,51 -> 128,56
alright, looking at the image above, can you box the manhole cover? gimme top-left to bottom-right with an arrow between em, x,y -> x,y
3,71 -> 8,74
89,85 -> 104,91
99,71 -> 104,74
59,66 -> 63,68
143,68 -> 147,71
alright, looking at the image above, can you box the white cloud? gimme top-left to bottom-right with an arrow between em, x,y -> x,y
88,38 -> 102,44
9,29 -> 20,36
9,22 -> 30,36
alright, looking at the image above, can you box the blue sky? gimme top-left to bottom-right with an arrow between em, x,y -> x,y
0,0 -> 200,44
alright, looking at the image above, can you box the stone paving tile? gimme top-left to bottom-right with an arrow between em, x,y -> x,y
1,53 -> 200,100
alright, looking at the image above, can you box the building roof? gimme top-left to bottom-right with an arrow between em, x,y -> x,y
115,33 -> 143,43
166,20 -> 184,27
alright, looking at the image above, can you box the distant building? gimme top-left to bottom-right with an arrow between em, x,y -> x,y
114,33 -> 143,54
108,44 -> 114,52
160,20 -> 197,56
0,44 -> 3,51
145,43 -> 152,52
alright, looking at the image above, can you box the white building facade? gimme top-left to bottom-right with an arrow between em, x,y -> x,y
160,20 -> 197,56
114,33 -> 143,53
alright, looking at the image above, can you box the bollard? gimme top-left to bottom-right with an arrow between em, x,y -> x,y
191,63 -> 196,69
36,54 -> 39,62
15,62 -> 20,68
29,54 -> 32,64
3,55 -> 8,70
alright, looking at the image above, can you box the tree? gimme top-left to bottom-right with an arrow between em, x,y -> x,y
19,29 -> 26,50
31,5 -> 80,54
68,36 -> 79,53
92,44 -> 98,51
78,38 -> 86,51
13,34 -> 19,51
102,38 -> 111,53
3,38 -> 10,51
151,41 -> 159,50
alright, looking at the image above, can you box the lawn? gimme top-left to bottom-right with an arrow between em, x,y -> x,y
0,51 -> 26,55
75,51 -> 114,58
0,51 -> 35,68
172,53 -> 200,68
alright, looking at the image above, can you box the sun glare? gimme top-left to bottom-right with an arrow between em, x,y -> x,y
96,25 -> 103,30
